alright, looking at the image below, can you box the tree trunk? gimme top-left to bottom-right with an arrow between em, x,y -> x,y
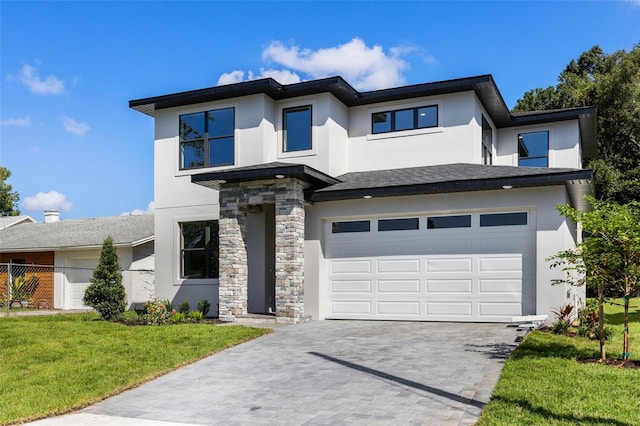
598,279 -> 606,361
623,276 -> 630,361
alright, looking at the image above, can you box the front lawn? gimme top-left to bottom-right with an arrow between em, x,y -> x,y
478,300 -> 640,425
0,313 -> 270,424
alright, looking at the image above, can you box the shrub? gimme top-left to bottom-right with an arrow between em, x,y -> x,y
179,300 -> 190,314
142,298 -> 172,325
552,304 -> 574,326
121,310 -> 142,325
170,312 -> 186,323
189,311 -> 204,321
552,319 -> 570,335
197,299 -> 211,317
83,237 -> 126,320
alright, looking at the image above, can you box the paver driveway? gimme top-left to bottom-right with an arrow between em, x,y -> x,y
38,321 -> 519,425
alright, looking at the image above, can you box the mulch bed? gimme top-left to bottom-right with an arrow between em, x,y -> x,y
578,358 -> 640,369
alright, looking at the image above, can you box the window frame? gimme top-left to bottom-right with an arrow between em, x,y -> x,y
378,217 -> 419,232
479,212 -> 528,227
482,115 -> 493,165
283,105 -> 313,153
179,220 -> 219,279
518,130 -> 549,167
331,220 -> 371,234
371,105 -> 438,135
178,107 -> 235,170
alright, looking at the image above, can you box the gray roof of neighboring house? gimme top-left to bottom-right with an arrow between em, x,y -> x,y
0,215 -> 154,252
0,215 -> 36,230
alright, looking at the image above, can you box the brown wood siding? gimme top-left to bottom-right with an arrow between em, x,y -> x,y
1,251 -> 55,308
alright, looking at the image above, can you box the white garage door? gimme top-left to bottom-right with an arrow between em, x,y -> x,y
64,258 -> 98,310
325,211 -> 535,322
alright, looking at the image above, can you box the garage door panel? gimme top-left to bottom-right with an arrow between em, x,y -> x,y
479,302 -> 522,317
479,279 -> 522,294
331,280 -> 372,294
425,257 -> 472,272
376,258 -> 420,273
426,302 -> 472,316
479,256 -> 522,272
426,279 -> 472,294
331,301 -> 372,314
378,280 -> 420,294
331,260 -> 371,274
377,301 -> 420,316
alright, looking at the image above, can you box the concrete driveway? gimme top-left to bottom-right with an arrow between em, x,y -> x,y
31,321 -> 518,425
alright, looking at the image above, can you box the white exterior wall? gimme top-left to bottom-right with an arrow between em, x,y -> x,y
53,246 -> 154,310
495,120 -> 582,168
305,186 -> 581,321
348,92 -> 478,172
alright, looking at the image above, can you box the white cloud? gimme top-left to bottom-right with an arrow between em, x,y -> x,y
217,70 -> 246,85
217,38 -> 428,91
18,64 -> 65,95
121,201 -> 155,216
61,116 -> 90,136
23,190 -> 73,211
0,116 -> 31,127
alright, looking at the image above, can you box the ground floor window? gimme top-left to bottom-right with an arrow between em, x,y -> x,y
180,221 -> 219,278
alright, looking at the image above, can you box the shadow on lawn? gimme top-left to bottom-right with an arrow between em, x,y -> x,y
508,334 -> 598,361
490,395 -> 636,426
604,306 -> 640,325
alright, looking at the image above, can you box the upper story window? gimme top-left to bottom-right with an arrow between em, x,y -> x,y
518,131 -> 548,167
179,108 -> 234,169
283,105 -> 312,152
482,116 -> 493,165
372,105 -> 438,134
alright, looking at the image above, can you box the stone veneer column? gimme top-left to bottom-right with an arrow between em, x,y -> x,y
275,178 -> 306,323
218,184 -> 248,321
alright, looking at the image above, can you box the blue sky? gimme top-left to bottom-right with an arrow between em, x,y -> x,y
1,1 -> 639,220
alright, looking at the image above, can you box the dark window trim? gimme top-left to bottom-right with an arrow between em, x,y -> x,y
283,104 -> 313,152
179,107 -> 235,170
518,130 -> 549,168
331,220 -> 371,234
378,217 -> 419,232
371,105 -> 438,134
480,212 -> 528,227
179,220 -> 219,279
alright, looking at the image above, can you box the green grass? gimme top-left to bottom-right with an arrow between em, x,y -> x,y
0,313 -> 270,425
478,300 -> 640,425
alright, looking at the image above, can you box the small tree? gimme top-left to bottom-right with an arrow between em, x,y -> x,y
83,236 -> 126,320
548,196 -> 640,361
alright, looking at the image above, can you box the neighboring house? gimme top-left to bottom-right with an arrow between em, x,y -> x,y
0,215 -> 36,229
0,213 -> 155,309
129,74 -> 596,323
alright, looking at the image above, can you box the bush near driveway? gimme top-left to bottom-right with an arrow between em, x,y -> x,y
0,313 -> 270,425
477,300 -> 640,425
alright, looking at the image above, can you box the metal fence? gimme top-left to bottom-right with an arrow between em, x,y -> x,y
1,262 -> 154,315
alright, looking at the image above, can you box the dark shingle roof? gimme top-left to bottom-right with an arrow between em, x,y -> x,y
310,163 -> 593,202
0,215 -> 154,252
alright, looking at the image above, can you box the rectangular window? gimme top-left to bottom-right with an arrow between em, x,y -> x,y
180,221 -> 219,278
427,215 -> 472,229
378,218 -> 419,231
480,212 -> 528,227
371,105 -> 438,134
179,108 -> 234,169
332,220 -> 371,234
518,131 -> 548,167
283,105 -> 312,152
482,116 -> 493,165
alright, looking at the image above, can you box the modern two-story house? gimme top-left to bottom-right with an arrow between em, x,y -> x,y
130,75 -> 596,323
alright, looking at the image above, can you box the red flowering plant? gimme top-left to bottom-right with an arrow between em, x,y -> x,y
142,298 -> 172,325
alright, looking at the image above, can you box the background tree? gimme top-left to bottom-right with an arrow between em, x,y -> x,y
83,236 -> 127,320
0,166 -> 20,216
513,44 -> 640,202
549,197 -> 640,361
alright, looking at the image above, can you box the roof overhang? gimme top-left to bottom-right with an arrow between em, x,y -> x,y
191,162 -> 340,191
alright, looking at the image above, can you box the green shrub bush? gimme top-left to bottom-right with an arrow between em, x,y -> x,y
142,298 -> 172,325
83,237 -> 126,320
197,299 -> 211,317
188,311 -> 204,321
179,300 -> 190,314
